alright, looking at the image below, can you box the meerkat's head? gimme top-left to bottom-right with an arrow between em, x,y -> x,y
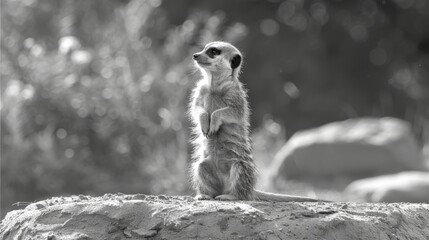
193,41 -> 242,79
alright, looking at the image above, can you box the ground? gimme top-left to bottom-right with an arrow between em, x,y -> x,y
1,194 -> 429,240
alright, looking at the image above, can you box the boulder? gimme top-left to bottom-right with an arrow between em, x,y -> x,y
1,194 -> 429,240
345,171 -> 429,203
268,117 -> 424,181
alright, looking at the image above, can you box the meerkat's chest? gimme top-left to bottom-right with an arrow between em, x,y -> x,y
203,92 -> 227,114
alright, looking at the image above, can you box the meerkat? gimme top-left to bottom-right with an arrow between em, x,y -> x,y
189,41 -> 326,202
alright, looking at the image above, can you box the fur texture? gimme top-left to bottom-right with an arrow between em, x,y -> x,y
189,41 -> 255,200
188,41 -> 327,202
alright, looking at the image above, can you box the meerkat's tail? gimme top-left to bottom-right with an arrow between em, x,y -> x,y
254,190 -> 330,202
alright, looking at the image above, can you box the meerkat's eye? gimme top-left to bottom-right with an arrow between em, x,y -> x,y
211,48 -> 221,55
206,47 -> 221,58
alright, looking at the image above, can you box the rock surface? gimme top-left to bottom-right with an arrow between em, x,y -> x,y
269,117 -> 424,180
345,171 -> 429,203
1,194 -> 429,240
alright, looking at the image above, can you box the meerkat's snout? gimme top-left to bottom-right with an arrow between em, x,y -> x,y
193,51 -> 211,67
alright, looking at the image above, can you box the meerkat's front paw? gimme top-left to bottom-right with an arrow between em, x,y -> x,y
199,112 -> 210,137
208,116 -> 221,136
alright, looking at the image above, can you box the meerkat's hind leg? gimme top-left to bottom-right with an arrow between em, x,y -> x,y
215,194 -> 238,201
214,160 -> 254,201
193,158 -> 222,200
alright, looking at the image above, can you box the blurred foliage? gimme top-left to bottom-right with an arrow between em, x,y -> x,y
1,0 -> 429,217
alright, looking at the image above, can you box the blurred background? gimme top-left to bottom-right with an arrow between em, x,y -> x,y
1,0 -> 429,218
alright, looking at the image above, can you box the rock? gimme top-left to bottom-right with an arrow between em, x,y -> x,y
345,171 -> 429,203
1,194 -> 429,240
268,117 -> 424,180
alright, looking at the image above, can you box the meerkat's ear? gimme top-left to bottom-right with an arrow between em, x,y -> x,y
231,54 -> 242,69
